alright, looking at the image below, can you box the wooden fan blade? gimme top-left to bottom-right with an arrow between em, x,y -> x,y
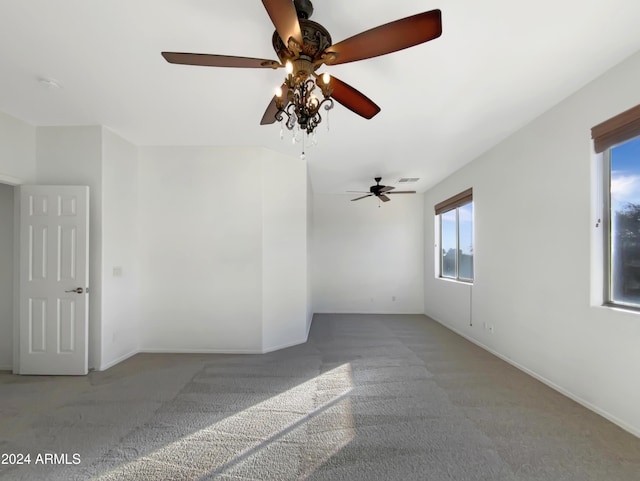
162,52 -> 280,69
324,10 -> 442,66
351,194 -> 373,201
262,0 -> 303,46
260,84 -> 288,125
387,191 -> 417,194
379,194 -> 391,202
379,186 -> 395,192
327,75 -> 381,119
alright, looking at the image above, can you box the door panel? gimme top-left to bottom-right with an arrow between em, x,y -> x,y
28,298 -> 47,352
19,185 -> 89,375
58,225 -> 77,281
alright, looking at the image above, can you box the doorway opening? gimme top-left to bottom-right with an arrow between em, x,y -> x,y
0,182 -> 15,371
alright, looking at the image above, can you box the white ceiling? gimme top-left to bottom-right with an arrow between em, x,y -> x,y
1,0 -> 640,193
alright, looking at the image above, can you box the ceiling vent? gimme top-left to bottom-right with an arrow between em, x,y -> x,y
398,177 -> 419,183
38,77 -> 62,89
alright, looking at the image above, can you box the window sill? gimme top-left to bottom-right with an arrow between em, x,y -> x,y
600,302 -> 640,314
437,276 -> 474,286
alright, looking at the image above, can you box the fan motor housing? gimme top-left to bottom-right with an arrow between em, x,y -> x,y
272,19 -> 332,64
294,0 -> 314,19
371,178 -> 384,194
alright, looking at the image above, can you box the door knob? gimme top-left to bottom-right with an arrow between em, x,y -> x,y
65,287 -> 84,294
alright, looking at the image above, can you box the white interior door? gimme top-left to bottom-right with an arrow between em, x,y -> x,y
19,185 -> 89,375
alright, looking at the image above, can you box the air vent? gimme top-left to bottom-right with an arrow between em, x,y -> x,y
398,177 -> 419,183
38,77 -> 62,89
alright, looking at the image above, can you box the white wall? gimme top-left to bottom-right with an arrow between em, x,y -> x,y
0,111 -> 36,183
424,50 -> 640,436
36,126 -> 103,369
261,150 -> 308,352
101,129 -> 140,368
0,183 -> 13,369
138,146 -> 310,353
313,193 -> 425,313
138,146 -> 265,352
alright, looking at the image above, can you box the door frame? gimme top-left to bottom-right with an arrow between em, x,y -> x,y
3,176 -> 93,375
0,174 -> 23,374
17,185 -> 90,374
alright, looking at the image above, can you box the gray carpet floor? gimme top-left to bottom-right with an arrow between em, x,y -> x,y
1,313 -> 639,480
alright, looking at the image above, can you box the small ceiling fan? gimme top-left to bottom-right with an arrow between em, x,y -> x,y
350,177 -> 416,202
161,0 -> 442,125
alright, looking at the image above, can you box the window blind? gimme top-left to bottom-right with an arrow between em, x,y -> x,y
591,104 -> 640,153
434,188 -> 473,215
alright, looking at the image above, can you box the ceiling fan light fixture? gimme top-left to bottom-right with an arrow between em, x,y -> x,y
275,60 -> 334,135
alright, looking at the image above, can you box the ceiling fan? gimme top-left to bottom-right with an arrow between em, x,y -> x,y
161,0 -> 442,129
350,177 -> 416,202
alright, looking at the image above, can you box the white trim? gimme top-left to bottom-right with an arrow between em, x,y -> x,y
262,338 -> 307,354
593,303 -> 640,316
428,314 -> 640,439
140,348 -> 265,355
313,310 -> 425,315
12,186 -> 19,374
0,174 -> 23,186
306,314 -> 313,337
98,349 -> 139,371
76,338 -> 319,371
436,276 -> 474,286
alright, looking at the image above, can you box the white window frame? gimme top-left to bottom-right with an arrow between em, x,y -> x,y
592,104 -> 640,311
603,137 -> 640,310
436,196 -> 474,283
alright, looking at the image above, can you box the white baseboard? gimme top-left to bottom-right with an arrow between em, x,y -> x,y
313,310 -> 425,315
262,337 -> 308,354
427,314 -> 640,439
107,336 -> 314,366
139,347 -> 264,355
0,364 -> 12,371
306,313 -> 313,337
98,349 -> 139,371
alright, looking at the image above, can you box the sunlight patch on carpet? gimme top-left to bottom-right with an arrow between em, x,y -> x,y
91,363 -> 355,480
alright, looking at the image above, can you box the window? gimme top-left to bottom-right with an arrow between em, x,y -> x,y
435,189 -> 474,282
592,105 -> 640,308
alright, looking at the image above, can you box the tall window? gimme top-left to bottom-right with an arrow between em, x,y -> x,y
592,105 -> 640,308
435,189 -> 474,282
